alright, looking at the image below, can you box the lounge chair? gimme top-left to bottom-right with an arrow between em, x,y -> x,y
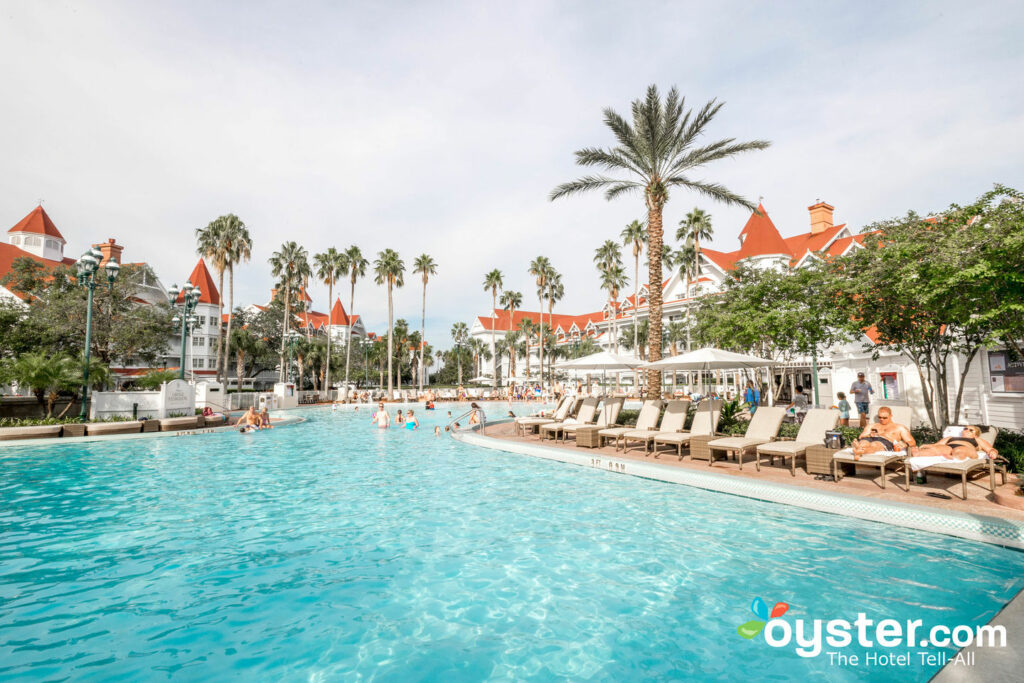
515,396 -> 568,426
598,399 -> 663,450
620,399 -> 690,455
650,399 -> 723,459
830,406 -> 916,488
540,397 -> 600,441
910,426 -> 1005,499
515,397 -> 582,436
705,407 -> 787,470
757,408 -> 839,476
561,397 -> 624,443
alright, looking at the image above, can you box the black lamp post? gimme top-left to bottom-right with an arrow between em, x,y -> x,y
287,330 -> 301,384
168,280 -> 201,380
76,246 -> 119,421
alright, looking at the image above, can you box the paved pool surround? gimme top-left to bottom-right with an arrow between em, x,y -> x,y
456,419 -> 1024,550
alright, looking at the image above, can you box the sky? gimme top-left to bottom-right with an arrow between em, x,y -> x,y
2,1 -> 1022,350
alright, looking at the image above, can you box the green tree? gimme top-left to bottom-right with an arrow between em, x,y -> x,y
10,351 -> 83,417
620,219 -> 647,373
343,246 -> 369,389
517,317 -> 536,381
269,242 -> 311,381
595,240 -> 627,355
197,214 -> 251,384
528,257 -> 553,386
414,254 -> 439,393
500,290 -> 523,381
450,321 -> 469,386
374,249 -> 405,396
482,268 -> 504,388
552,85 -> 768,397
314,247 -> 347,391
137,369 -> 180,390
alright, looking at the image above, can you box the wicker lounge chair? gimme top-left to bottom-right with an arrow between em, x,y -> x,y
911,426 -> 1004,499
539,397 -> 600,440
650,399 -> 723,459
598,399 -> 663,450
620,400 -> 690,455
514,397 -> 577,436
830,406 -> 916,488
561,397 -> 624,443
705,407 -> 787,470
756,408 -> 839,476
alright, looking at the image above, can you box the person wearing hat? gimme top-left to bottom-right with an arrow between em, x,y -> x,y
850,372 -> 874,428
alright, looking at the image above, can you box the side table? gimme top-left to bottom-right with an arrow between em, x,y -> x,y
806,444 -> 844,476
575,425 -> 603,449
689,434 -> 718,461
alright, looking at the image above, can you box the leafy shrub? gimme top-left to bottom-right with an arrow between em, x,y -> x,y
0,415 -> 132,428
617,409 -> 639,427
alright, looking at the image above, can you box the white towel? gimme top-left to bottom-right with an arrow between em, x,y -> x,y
909,453 -> 991,472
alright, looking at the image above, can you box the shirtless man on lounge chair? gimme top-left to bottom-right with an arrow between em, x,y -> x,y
850,407 -> 916,459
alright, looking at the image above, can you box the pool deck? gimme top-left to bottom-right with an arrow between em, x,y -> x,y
460,421 -> 1024,550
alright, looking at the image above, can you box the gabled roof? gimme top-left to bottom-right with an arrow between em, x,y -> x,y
735,204 -> 791,260
782,223 -> 847,257
0,243 -> 76,300
8,205 -> 65,241
329,297 -> 359,326
177,259 -> 221,306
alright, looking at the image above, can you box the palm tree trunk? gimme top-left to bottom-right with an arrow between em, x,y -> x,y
344,278 -> 355,389
386,282 -> 394,397
216,268 -> 225,384
633,251 -> 640,389
420,280 -> 427,394
280,284 -> 291,382
237,350 -> 245,393
537,294 -> 544,388
490,292 -> 497,389
646,202 -> 664,399
224,265 -> 236,388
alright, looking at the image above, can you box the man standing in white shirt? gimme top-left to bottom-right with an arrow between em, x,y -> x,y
850,372 -> 874,428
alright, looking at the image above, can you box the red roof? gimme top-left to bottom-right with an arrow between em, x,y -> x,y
735,204 -> 791,260
176,259 -> 221,306
329,297 -> 359,326
477,309 -> 605,333
0,243 -> 76,300
7,205 -> 65,241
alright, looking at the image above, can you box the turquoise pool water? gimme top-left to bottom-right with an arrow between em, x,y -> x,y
1,404 -> 1022,681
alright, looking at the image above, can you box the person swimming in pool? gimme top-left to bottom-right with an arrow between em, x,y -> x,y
372,403 -> 390,429
405,410 -> 418,430
395,409 -> 404,425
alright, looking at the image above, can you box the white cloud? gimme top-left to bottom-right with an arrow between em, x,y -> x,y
1,0 -> 1021,348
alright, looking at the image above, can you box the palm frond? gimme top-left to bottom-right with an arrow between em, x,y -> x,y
666,177 -> 758,211
549,176 -> 619,201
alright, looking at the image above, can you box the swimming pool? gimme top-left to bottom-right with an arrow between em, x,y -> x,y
1,404 -> 1022,680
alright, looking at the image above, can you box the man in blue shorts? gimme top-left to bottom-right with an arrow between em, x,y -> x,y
850,372 -> 874,428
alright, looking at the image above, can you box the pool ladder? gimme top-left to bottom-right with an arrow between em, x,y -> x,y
447,408 -> 486,434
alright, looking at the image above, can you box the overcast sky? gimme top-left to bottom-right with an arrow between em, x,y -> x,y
2,1 -> 1022,349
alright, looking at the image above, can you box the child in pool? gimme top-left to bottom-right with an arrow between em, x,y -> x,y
405,410 -> 418,430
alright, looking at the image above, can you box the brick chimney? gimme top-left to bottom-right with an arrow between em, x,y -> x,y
808,201 -> 834,235
93,238 -> 124,267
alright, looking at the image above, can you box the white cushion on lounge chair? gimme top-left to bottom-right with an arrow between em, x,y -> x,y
757,409 -> 838,457
707,407 -> 786,452
833,448 -> 907,464
599,399 -> 662,439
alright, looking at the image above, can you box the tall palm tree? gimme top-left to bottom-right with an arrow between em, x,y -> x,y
343,246 -> 369,390
374,249 -> 405,397
517,318 -> 536,381
500,289 -> 523,383
413,254 -> 438,394
482,268 -> 504,388
269,242 -> 311,382
222,217 -> 252,387
594,240 -> 624,353
195,218 -> 228,382
677,208 -> 713,257
528,256 -> 552,387
314,247 -> 347,394
551,85 -> 768,397
599,263 -> 628,355
676,237 -> 700,351
620,219 -> 646,376
545,272 -> 564,387
450,322 -> 469,386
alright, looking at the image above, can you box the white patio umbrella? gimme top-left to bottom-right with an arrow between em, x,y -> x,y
554,351 -> 643,394
468,376 -> 493,384
641,347 -> 775,404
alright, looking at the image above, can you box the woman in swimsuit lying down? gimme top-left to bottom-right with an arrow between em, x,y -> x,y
911,426 -> 997,460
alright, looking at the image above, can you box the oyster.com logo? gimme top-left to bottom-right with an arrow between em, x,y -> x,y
737,597 -> 789,639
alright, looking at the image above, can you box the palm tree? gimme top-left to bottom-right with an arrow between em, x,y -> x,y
545,272 -> 564,387
551,85 -> 768,397
10,352 -> 81,417
450,322 -> 469,386
314,247 -> 347,394
269,242 -> 311,382
342,246 -> 369,390
594,240 -> 625,354
517,317 -> 536,381
482,268 -> 504,388
196,218 -> 228,382
197,214 -> 252,385
528,256 -> 552,386
374,249 -> 405,397
620,219 -> 646,377
676,237 -> 700,351
503,329 -> 521,380
392,319 -> 410,392
500,289 -> 523,383
413,254 -> 438,394
229,324 -> 262,392
599,263 -> 628,356
677,208 -> 713,257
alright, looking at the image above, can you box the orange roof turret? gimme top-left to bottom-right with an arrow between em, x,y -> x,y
8,205 -> 65,241
176,259 -> 221,305
735,204 -> 791,260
